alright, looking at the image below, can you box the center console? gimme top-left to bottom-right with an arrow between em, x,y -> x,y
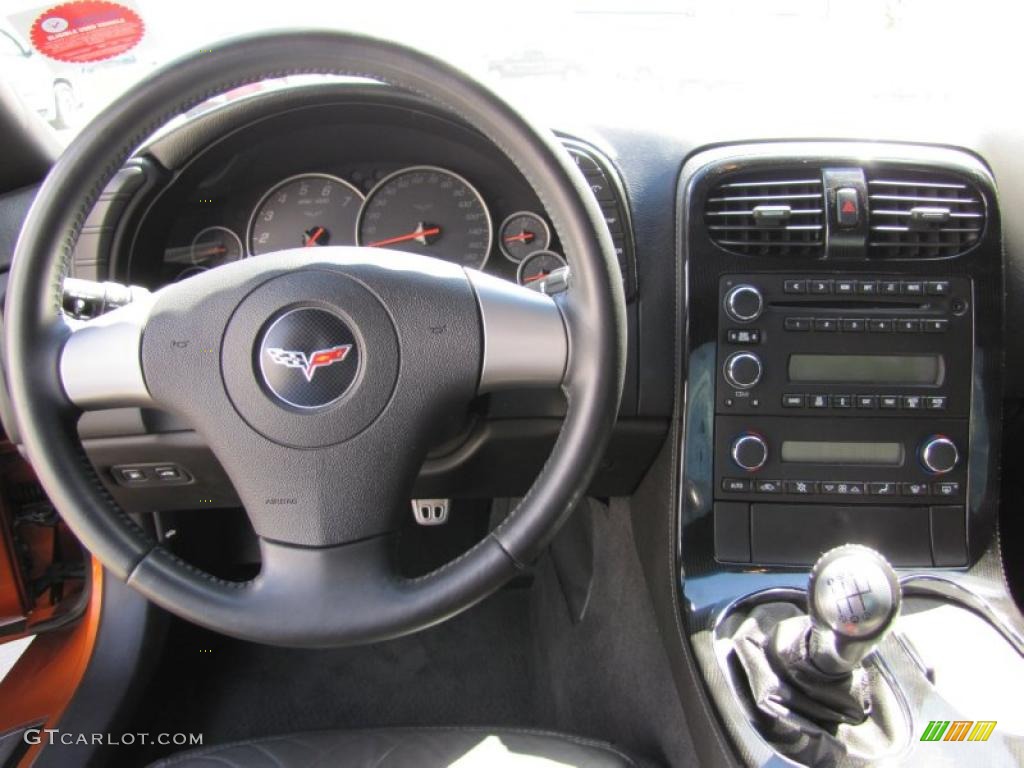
673,142 -> 1023,767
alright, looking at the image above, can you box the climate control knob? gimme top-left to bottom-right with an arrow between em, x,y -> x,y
732,433 -> 768,472
723,351 -> 763,390
920,435 -> 959,475
724,284 -> 764,322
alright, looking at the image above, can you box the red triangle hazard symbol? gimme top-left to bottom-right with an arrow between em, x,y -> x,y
841,199 -> 856,214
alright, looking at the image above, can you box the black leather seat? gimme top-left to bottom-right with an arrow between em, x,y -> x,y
149,727 -> 639,767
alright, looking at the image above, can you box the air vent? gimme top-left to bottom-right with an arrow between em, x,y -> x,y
705,174 -> 824,257
867,172 -> 984,258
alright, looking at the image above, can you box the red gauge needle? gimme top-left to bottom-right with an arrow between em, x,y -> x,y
523,271 -> 550,284
504,231 -> 535,244
367,224 -> 441,248
193,245 -> 227,259
304,227 -> 326,247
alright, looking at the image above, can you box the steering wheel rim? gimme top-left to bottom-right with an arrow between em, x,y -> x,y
4,30 -> 626,647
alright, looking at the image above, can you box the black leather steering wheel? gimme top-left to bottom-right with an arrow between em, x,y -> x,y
4,31 -> 626,647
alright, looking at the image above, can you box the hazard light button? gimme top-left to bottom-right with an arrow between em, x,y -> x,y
836,187 -> 860,228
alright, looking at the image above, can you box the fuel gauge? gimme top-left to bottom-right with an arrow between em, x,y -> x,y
499,211 -> 551,263
517,250 -> 567,286
190,226 -> 243,267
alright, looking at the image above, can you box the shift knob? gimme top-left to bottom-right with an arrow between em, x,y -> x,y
806,544 -> 901,675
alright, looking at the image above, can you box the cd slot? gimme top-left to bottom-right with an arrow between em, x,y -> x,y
769,299 -> 927,311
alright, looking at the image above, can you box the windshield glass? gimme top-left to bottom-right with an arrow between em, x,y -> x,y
2,0 -> 1020,146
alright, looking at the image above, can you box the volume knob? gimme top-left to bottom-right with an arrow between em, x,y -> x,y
732,433 -> 768,472
723,351 -> 763,390
724,284 -> 763,322
920,435 -> 959,475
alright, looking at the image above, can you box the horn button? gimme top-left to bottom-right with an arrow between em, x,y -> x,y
221,269 -> 398,448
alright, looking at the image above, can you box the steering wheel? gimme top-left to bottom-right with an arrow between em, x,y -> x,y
4,31 -> 625,647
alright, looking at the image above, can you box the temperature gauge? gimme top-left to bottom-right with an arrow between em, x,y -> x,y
499,211 -> 551,263
517,250 -> 567,286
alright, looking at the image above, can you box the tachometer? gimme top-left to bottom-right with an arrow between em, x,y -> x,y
248,173 -> 364,256
356,166 -> 492,268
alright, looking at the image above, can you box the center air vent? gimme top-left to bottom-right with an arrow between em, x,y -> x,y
867,172 -> 984,258
705,174 -> 824,257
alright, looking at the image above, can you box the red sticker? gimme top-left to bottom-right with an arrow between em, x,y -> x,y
30,1 -> 144,63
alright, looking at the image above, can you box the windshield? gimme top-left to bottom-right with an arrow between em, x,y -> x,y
1,0 -> 1020,146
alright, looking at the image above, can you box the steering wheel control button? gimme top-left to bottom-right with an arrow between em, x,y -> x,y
731,433 -> 768,472
259,308 -> 359,409
723,351 -> 763,390
724,284 -> 763,322
920,435 -> 959,475
112,463 -> 192,487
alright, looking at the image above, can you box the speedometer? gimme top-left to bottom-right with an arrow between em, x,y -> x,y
248,173 -> 364,256
356,166 -> 492,268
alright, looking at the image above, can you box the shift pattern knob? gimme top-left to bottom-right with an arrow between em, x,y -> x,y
806,544 -> 901,674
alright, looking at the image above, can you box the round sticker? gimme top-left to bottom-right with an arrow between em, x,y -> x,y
30,1 -> 144,63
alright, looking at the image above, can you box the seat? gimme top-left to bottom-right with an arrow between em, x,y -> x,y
149,726 -> 640,767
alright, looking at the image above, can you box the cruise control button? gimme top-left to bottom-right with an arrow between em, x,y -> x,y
599,203 -> 624,234
786,480 -> 817,495
784,279 -> 807,294
814,318 -> 838,332
933,481 -> 961,497
755,479 -> 783,493
902,482 -> 929,496
869,481 -> 898,496
782,394 -> 805,408
585,172 -> 615,201
785,317 -> 811,331
722,478 -> 750,493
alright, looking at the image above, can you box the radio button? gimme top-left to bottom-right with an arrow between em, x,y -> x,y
841,318 -> 866,332
903,395 -> 924,410
786,480 -> 818,495
880,395 -> 900,409
727,328 -> 761,344
902,281 -> 925,296
869,481 -> 899,496
814,318 -> 839,332
869,319 -> 894,332
858,281 -> 878,295
836,279 -> 856,295
923,319 -> 949,333
880,280 -> 901,295
723,351 -> 763,389
921,436 -> 959,475
926,280 -> 951,296
784,317 -> 811,331
856,395 -> 877,409
732,433 -> 769,472
838,482 -> 866,496
902,482 -> 930,496
755,479 -> 783,493
897,319 -> 921,332
724,284 -> 764,322
784,279 -> 807,294
722,478 -> 750,493
820,481 -> 839,494
809,394 -> 829,409
782,394 -> 805,408
809,279 -> 833,295
926,396 -> 948,410
831,394 -> 853,408
933,481 -> 961,497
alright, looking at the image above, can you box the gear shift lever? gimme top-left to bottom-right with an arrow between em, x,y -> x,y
806,545 -> 902,675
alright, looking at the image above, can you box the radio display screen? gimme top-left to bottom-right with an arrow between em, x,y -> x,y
781,441 -> 904,465
788,354 -> 942,385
